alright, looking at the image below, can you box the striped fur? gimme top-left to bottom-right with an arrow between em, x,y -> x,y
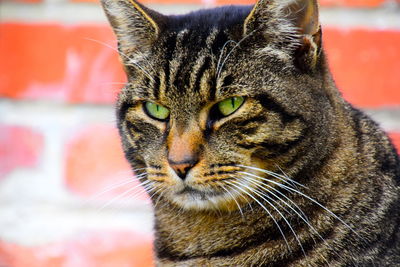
101,0 -> 400,265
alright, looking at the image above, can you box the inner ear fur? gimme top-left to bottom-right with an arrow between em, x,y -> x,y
244,0 -> 322,71
287,0 -> 321,71
100,0 -> 165,57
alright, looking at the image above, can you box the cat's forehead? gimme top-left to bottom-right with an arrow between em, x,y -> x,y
151,44 -> 250,107
124,5 -> 292,107
166,6 -> 253,34
155,6 -> 253,58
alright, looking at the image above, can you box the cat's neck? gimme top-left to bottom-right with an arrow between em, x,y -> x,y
153,199 -> 294,262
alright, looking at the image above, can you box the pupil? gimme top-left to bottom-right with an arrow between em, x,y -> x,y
231,98 -> 235,108
156,105 -> 159,112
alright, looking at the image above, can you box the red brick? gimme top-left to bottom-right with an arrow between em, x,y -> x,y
65,124 -> 148,201
145,0 -> 203,3
389,132 -> 400,153
323,28 -> 400,108
0,231 -> 153,267
319,0 -> 384,7
214,0 -> 254,5
70,0 -> 98,2
72,0 -> 203,3
1,0 -> 42,3
214,0 -> 384,6
2,23 -> 400,108
0,125 -> 43,179
0,23 -> 126,104
69,0 -> 384,5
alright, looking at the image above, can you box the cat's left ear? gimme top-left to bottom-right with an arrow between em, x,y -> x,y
100,0 -> 164,58
244,0 -> 321,71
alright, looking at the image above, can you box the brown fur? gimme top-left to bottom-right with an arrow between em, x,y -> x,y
100,0 -> 400,265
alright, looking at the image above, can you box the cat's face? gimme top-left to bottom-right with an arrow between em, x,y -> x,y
103,0 -> 328,211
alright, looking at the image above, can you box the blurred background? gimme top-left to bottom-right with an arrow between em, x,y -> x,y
0,0 -> 399,266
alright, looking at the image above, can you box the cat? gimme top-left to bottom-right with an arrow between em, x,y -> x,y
100,0 -> 400,265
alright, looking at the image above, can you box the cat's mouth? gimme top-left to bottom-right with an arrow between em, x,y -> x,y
168,184 -> 232,210
176,186 -> 223,199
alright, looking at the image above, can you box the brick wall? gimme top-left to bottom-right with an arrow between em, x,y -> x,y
0,0 -> 399,266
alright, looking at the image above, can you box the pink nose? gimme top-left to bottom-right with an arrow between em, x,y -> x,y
169,160 -> 196,180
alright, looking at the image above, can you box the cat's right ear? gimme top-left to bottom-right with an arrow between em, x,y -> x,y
100,0 -> 164,57
244,0 -> 321,72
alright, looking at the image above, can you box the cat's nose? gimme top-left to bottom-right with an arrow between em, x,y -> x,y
169,159 -> 197,180
167,123 -> 202,180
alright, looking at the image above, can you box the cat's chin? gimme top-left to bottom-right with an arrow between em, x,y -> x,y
171,196 -> 234,211
166,187 -> 243,212
168,189 -> 223,211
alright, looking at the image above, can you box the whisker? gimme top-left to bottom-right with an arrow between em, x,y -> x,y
131,167 -> 148,173
85,173 -> 147,204
243,174 -> 309,222
238,165 -> 307,189
226,182 -> 254,211
84,37 -> 155,83
217,29 -> 256,79
101,82 -> 128,85
231,179 -> 305,256
275,164 -> 299,190
226,179 -> 292,252
124,61 -> 155,83
117,182 -> 154,209
243,175 -> 321,246
239,176 -> 333,265
110,168 -> 147,179
240,171 -> 359,237
220,184 -> 244,217
153,189 -> 165,209
148,185 -> 161,199
98,180 -> 152,211
218,84 -> 248,91
216,40 -> 237,77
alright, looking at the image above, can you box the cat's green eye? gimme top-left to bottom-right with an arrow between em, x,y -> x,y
144,101 -> 170,121
217,96 -> 245,117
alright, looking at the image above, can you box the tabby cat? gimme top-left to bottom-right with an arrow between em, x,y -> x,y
100,0 -> 400,265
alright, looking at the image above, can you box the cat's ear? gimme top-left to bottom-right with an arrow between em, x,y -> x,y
100,0 -> 164,57
244,0 -> 321,71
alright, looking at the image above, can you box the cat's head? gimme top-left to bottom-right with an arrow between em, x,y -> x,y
101,0 -> 334,211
